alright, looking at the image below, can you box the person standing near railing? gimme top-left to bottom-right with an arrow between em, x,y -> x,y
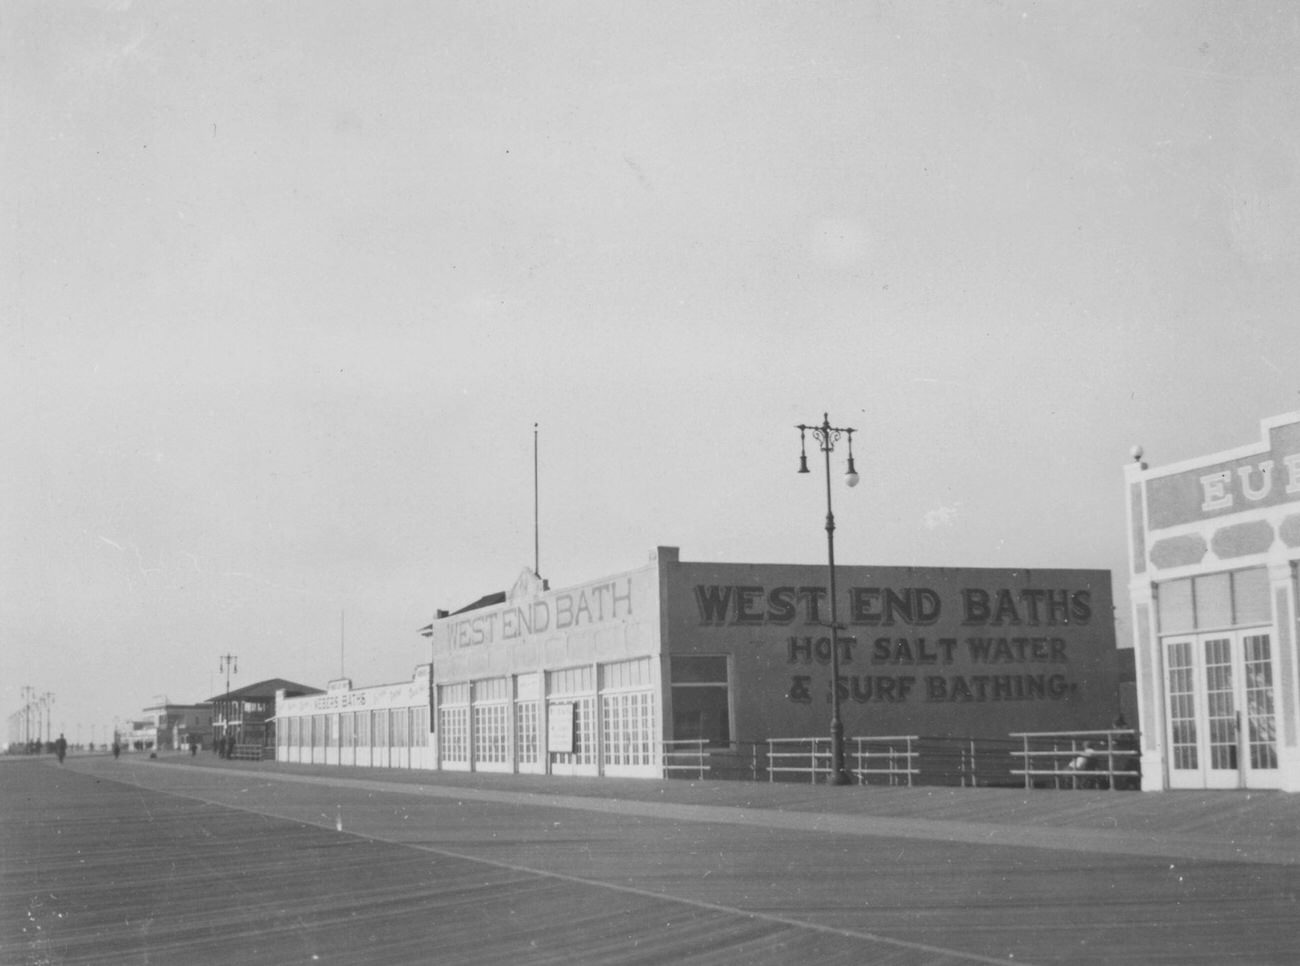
1066,742 -> 1101,788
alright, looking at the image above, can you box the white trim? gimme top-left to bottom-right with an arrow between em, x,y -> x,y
1129,411 -> 1300,481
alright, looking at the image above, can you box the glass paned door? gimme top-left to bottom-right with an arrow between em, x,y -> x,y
1243,634 -> 1279,772
1164,630 -> 1281,790
1203,637 -> 1238,781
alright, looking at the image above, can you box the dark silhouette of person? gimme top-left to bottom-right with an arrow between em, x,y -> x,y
55,733 -> 67,764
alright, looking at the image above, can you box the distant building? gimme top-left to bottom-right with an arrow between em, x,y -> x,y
122,719 -> 153,751
419,548 -> 1117,781
139,701 -> 213,751
275,667 -> 432,769
208,679 -> 321,751
1127,411 -> 1300,791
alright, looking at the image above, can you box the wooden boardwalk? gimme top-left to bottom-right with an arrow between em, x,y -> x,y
2,754 -> 1297,965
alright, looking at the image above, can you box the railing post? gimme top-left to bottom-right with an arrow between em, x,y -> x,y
1106,731 -> 1116,792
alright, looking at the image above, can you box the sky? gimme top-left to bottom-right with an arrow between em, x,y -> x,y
4,2 -> 1300,745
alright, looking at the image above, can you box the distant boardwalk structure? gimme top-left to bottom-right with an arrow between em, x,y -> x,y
275,667 -> 432,769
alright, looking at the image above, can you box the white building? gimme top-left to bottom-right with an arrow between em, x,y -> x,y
1126,412 -> 1300,790
275,667 -> 432,769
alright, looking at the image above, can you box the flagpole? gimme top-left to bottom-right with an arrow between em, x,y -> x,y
534,422 -> 540,579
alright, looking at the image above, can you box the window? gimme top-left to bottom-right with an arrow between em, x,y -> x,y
515,702 -> 538,763
671,656 -> 731,746
548,667 -> 596,766
1166,641 -> 1197,770
390,708 -> 407,749
515,674 -> 539,764
1157,568 -> 1272,634
412,707 -> 429,747
602,691 -> 655,766
438,683 -> 470,764
601,659 -> 656,767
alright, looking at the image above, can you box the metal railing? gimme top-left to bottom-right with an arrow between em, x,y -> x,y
230,743 -> 273,762
1009,729 -> 1140,790
662,739 -> 709,779
766,736 -> 920,785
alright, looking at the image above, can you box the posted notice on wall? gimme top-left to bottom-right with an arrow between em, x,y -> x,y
548,702 -> 575,754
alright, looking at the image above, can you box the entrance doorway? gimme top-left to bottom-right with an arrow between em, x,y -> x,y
1164,629 -> 1281,789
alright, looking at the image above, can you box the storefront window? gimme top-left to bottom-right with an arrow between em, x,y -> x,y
670,656 -> 731,747
601,659 -> 656,767
438,683 -> 469,764
548,667 -> 596,766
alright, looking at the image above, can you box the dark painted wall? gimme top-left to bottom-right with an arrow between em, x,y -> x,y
663,560 -> 1119,742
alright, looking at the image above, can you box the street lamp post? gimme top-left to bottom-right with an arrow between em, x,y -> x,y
218,654 -> 238,745
21,686 -> 34,751
797,413 -> 860,786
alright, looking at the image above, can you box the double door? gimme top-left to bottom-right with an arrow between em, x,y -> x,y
1164,629 -> 1280,789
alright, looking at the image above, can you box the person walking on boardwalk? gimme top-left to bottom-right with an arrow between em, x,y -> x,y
55,733 -> 67,764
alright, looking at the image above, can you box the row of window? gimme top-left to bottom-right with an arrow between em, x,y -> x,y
1157,567 -> 1270,634
278,708 -> 430,750
437,658 -> 662,767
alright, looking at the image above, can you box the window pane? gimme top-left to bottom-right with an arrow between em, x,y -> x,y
1157,579 -> 1194,634
1203,637 -> 1237,770
1233,568 -> 1271,626
671,656 -> 728,683
671,686 -> 730,745
1166,640 -> 1197,770
1195,573 -> 1232,629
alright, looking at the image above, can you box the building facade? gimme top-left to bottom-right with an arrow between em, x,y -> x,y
426,548 -> 1118,780
1126,412 -> 1300,791
139,701 -> 213,751
210,678 -> 321,751
275,667 -> 433,769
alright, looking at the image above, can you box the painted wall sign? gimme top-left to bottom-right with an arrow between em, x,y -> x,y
439,576 -> 636,649
693,583 -> 1092,628
279,677 -> 430,718
666,562 -> 1117,740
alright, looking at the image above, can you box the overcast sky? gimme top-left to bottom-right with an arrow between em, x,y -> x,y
4,2 -> 1299,744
